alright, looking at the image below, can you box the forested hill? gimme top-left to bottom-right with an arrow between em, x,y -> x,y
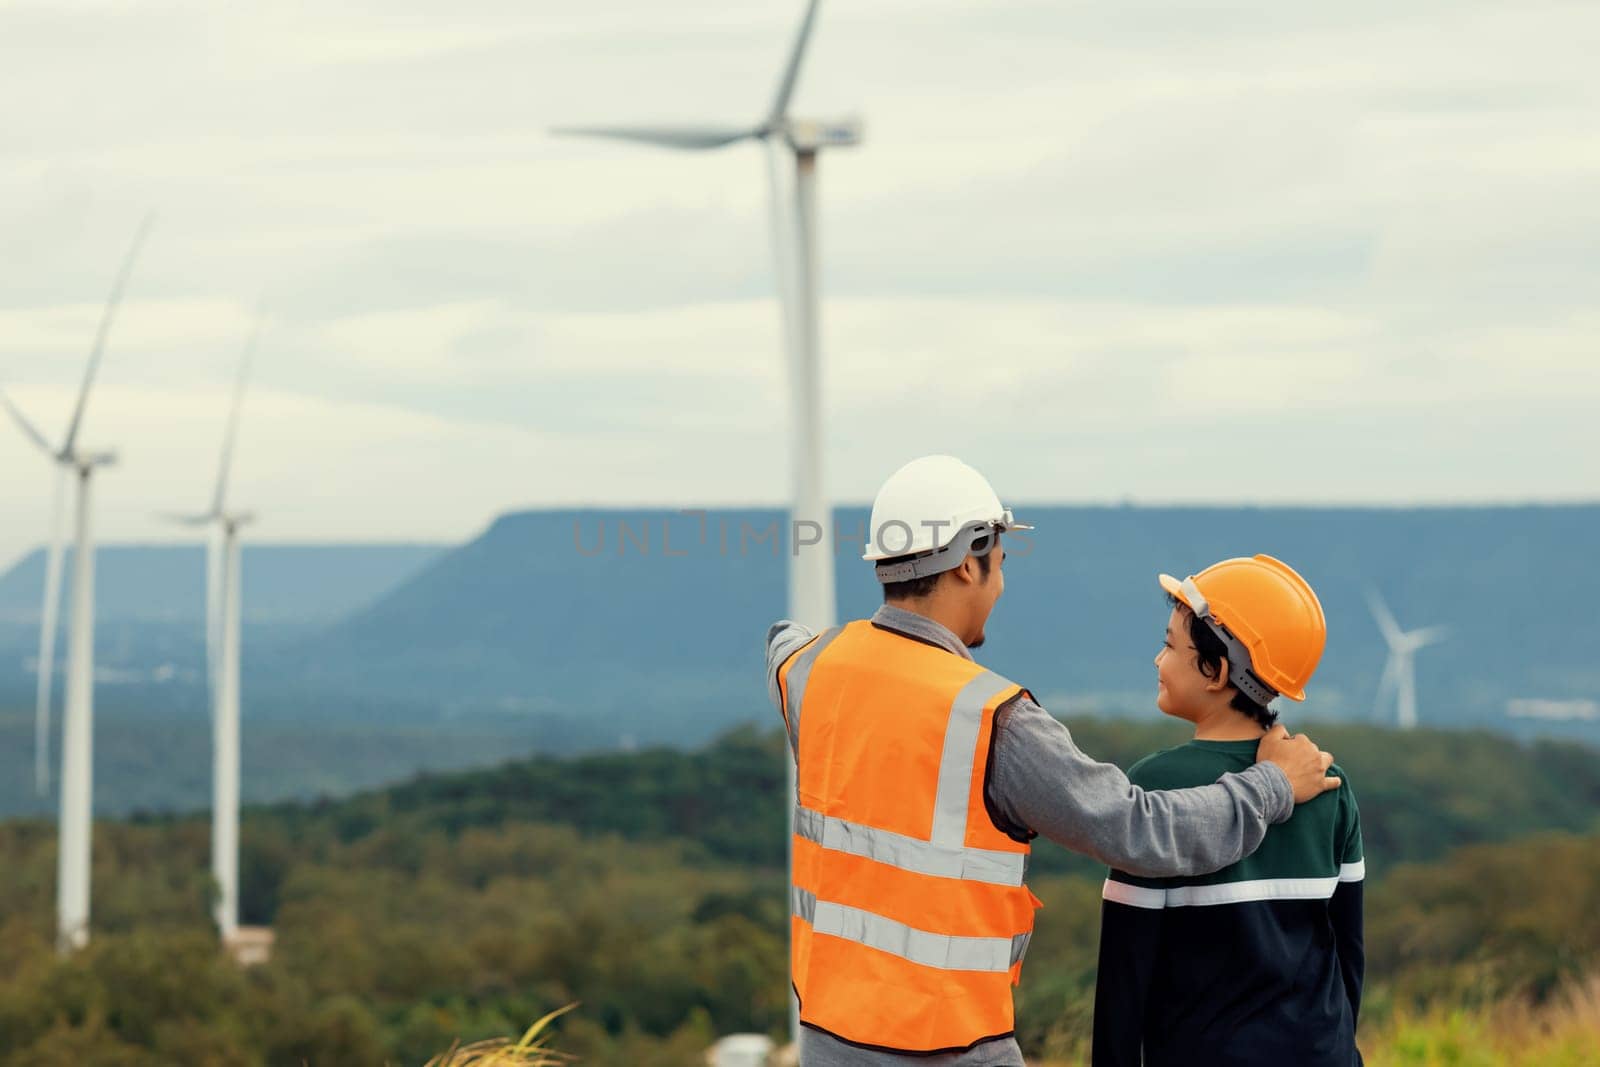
2,719 -> 1598,1064
255,718 -> 1600,884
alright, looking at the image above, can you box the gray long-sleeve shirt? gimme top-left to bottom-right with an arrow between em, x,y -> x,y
767,604 -> 1294,1067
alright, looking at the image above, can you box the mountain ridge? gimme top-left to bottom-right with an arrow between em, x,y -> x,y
290,502 -> 1600,746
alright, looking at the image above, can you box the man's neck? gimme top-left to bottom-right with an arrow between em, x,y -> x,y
883,598 -> 969,646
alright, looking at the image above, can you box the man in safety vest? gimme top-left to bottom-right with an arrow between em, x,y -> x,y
766,454 -> 1341,1065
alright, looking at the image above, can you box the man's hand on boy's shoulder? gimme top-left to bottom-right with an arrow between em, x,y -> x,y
1255,725 -> 1341,803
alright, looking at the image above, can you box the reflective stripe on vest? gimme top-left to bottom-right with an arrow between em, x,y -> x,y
931,669 -> 1012,848
792,887 -> 1031,973
793,801 -> 1026,887
778,626 -> 843,758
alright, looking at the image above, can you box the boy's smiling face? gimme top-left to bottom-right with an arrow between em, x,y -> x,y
1155,605 -> 1218,722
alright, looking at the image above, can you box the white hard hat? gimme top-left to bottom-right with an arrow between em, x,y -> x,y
863,455 -> 1032,583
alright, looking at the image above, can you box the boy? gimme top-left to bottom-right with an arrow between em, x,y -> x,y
1092,555 -> 1364,1066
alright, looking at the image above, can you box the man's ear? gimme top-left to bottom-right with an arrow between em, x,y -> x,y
1207,656 -> 1232,693
950,555 -> 977,586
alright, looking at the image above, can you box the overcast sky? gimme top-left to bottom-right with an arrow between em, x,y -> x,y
1,0 -> 1596,570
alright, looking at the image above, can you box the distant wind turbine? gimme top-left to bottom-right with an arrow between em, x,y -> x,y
161,318 -> 258,942
0,214 -> 154,951
554,2 -> 857,1041
1367,589 -> 1448,730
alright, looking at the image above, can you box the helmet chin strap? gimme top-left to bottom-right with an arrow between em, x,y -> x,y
1179,578 -> 1280,707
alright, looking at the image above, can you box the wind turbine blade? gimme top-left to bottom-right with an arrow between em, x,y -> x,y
551,124 -> 759,150
33,470 -> 68,795
212,316 -> 260,516
1407,625 -> 1450,650
0,389 -> 57,456
60,212 -> 156,456
768,0 -> 822,124
1365,587 -> 1404,647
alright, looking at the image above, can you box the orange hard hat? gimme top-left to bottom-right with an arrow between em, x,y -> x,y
1158,554 -> 1327,703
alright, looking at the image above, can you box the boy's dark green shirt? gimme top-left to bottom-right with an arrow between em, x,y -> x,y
1092,739 -> 1365,1067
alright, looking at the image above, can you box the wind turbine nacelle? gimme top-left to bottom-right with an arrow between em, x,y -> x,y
76,450 -> 118,470
787,118 -> 863,151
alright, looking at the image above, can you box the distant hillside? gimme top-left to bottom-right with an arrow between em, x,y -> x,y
0,543 -> 445,695
291,505 -> 1600,746
279,719 -> 1600,882
0,506 -> 1593,773
0,543 -> 444,625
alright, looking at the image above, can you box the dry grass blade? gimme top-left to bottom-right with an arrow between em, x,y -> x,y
422,1004 -> 577,1067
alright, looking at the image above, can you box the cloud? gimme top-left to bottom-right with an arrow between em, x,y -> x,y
1,0 -> 1597,570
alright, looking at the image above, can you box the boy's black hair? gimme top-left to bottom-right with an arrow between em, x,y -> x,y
1167,593 -> 1280,730
882,532 -> 996,602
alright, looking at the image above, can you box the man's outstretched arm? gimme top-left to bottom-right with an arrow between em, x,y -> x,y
988,699 -> 1337,878
765,621 -> 815,705
765,620 -> 817,750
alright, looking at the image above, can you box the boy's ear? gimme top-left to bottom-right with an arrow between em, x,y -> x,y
1206,656 -> 1232,693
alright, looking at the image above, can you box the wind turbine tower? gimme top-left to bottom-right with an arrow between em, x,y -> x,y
164,321 -> 258,942
1367,589 -> 1448,730
0,216 -> 153,951
554,0 -> 857,1041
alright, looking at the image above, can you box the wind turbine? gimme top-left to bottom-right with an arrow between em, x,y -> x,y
0,215 -> 153,951
554,1 -> 857,1041
553,0 -> 855,632
1367,589 -> 1448,730
163,319 -> 258,943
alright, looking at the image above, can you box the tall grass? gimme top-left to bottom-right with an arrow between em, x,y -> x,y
424,1004 -> 575,1067
1029,973 -> 1600,1067
1362,972 -> 1600,1067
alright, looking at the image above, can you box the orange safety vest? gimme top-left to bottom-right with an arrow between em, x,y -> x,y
775,619 -> 1040,1054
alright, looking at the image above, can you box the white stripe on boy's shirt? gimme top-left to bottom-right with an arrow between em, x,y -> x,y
1101,880 -> 1167,909
1102,868 -> 1362,910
